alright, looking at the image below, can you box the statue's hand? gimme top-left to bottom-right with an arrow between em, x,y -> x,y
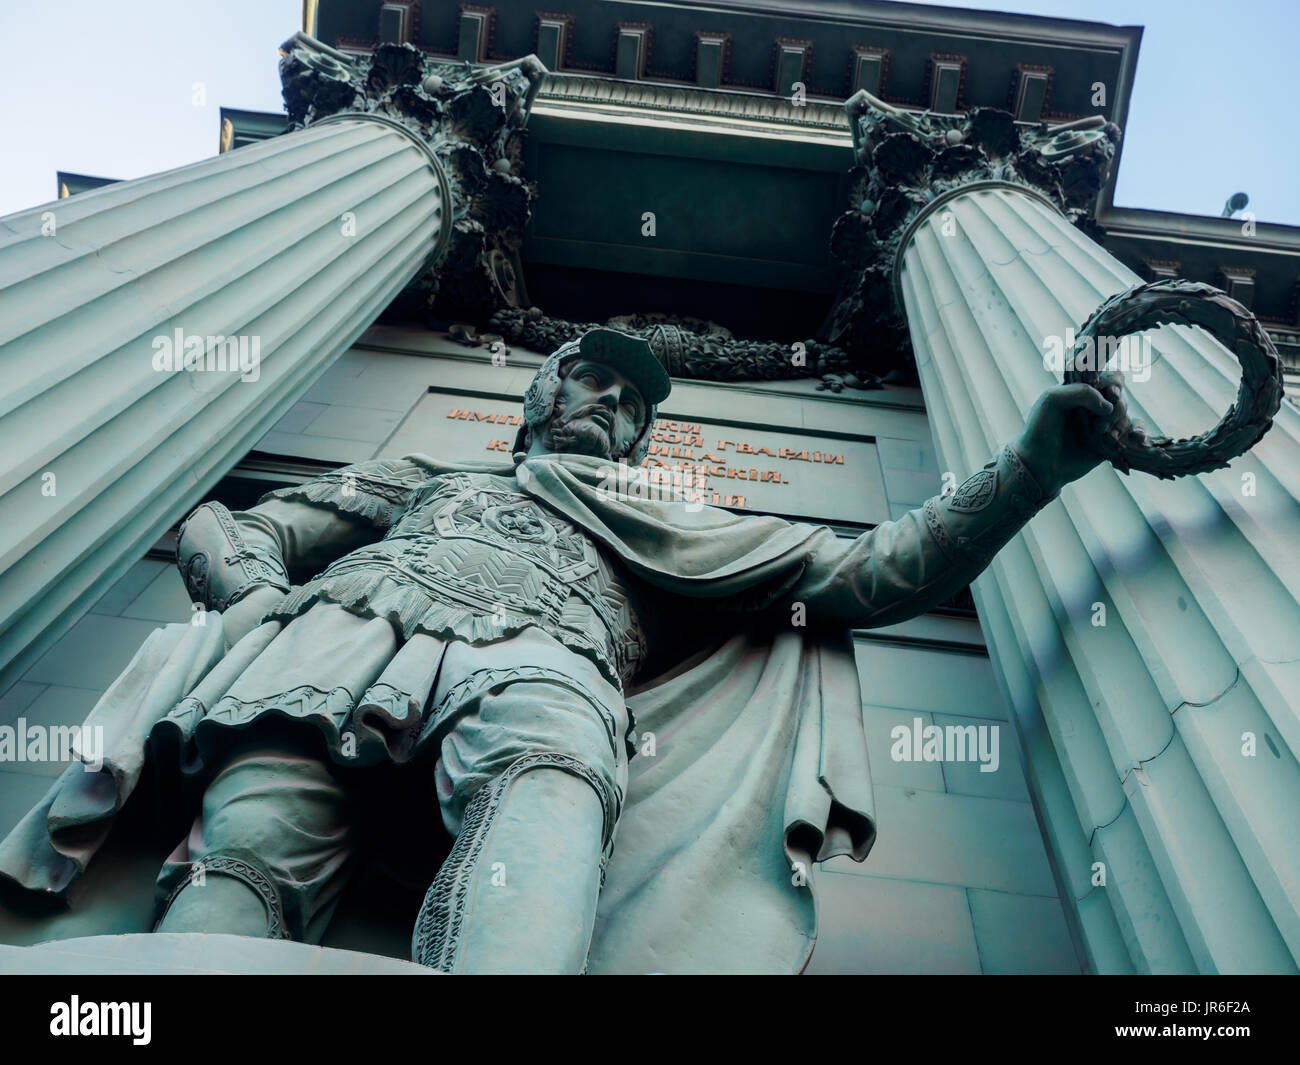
1013,370 -> 1142,498
218,584 -> 288,650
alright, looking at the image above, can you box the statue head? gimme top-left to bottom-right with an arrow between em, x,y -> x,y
513,328 -> 671,464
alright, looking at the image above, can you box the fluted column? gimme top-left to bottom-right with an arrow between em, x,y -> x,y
835,95 -> 1300,973
0,35 -> 543,689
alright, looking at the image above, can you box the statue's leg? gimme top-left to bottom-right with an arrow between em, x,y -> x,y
154,739 -> 357,943
412,664 -> 627,974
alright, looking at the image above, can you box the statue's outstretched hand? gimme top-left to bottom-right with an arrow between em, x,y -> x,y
1013,370 -> 1142,498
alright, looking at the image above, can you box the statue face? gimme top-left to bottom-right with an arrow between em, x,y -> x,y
537,359 -> 647,460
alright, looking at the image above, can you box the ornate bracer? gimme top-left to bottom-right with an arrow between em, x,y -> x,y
922,443 -> 1055,569
176,457 -> 431,612
176,502 -> 292,612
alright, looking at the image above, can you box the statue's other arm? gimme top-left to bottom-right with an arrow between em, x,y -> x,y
786,377 -> 1136,629
175,457 -> 429,642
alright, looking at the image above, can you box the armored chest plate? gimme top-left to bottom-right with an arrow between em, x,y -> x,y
399,473 -> 602,584
316,472 -> 647,687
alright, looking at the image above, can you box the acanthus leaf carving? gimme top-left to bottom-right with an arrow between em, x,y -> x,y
823,92 -> 1121,378
277,32 -> 546,322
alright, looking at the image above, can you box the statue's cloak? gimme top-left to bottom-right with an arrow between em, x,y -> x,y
0,453 -> 875,974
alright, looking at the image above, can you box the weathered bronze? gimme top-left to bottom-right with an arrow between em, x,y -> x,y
0,324 -> 1146,973
1063,279 -> 1284,478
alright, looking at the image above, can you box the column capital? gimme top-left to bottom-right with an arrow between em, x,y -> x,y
824,91 -> 1121,376
278,32 -> 548,317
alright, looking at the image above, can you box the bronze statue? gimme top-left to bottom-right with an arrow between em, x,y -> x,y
0,326 -> 1139,973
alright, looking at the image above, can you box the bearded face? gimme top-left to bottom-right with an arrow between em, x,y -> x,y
533,359 -> 647,461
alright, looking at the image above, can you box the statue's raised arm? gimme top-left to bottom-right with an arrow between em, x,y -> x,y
781,371 -> 1135,630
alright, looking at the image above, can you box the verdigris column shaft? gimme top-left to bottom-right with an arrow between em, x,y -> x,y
836,95 -> 1300,974
0,36 -> 543,689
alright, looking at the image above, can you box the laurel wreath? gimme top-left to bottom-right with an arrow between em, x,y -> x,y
1063,279 -> 1285,479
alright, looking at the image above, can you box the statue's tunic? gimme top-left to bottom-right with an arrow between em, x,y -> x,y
171,462 -> 658,777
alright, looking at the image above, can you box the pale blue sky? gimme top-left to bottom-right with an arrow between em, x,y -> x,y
0,0 -> 1295,224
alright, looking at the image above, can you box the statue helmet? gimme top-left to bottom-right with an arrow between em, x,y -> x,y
512,327 -> 672,465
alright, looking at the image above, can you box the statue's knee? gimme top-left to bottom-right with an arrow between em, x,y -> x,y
199,744 -> 350,854
434,674 -> 627,843
155,850 -> 290,939
157,743 -> 354,941
444,751 -> 621,851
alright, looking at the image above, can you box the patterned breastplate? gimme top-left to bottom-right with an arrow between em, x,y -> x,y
314,472 -> 648,687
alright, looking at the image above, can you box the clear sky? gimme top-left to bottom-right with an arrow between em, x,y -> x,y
0,0 -> 1296,224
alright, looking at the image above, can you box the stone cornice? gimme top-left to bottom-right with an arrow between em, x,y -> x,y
534,71 -> 851,140
686,0 -> 1142,50
1099,206 -> 1300,256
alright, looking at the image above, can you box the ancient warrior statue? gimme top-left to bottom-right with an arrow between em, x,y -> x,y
0,327 -> 1135,973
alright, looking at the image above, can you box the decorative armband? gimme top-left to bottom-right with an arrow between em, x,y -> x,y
176,502 -> 291,611
923,444 -> 1053,568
